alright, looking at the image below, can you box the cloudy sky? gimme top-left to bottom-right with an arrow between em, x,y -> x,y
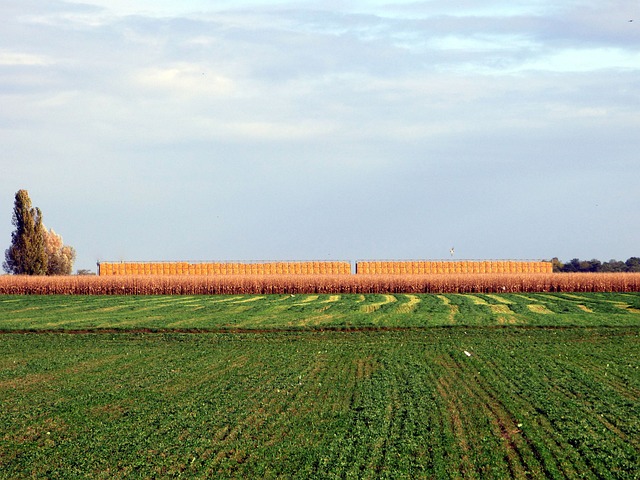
2,0 -> 639,272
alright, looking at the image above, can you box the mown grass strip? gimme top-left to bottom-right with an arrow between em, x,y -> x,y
2,293 -> 640,331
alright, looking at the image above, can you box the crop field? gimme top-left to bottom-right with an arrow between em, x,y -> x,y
1,294 -> 639,479
1,272 -> 640,295
1,292 -> 640,331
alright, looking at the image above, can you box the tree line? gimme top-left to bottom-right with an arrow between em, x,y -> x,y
3,190 -> 76,275
552,257 -> 640,273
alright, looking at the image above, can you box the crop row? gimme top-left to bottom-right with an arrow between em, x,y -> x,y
1,328 -> 637,478
1,272 -> 639,294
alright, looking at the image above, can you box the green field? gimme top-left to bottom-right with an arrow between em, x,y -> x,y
2,292 -> 640,331
1,294 -> 639,478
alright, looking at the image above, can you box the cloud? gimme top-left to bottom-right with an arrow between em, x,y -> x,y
1,1 -> 639,270
0,51 -> 54,66
134,64 -> 235,98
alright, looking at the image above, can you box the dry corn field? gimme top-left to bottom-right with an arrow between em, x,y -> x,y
1,273 -> 639,295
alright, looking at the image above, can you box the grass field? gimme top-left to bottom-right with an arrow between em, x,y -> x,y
1,294 -> 639,478
1,292 -> 640,331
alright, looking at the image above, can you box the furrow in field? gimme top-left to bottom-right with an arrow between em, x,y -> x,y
467,295 -> 489,305
450,355 -> 531,478
293,295 -> 319,305
474,356 -> 590,479
512,294 -> 544,304
527,304 -> 554,314
485,294 -> 514,304
94,305 -> 129,313
321,295 -> 340,303
436,295 -> 459,324
434,361 -> 478,477
230,296 -> 265,304
360,294 -> 397,313
442,351 -> 599,479
514,340 -> 637,477
369,367 -> 420,475
295,314 -> 336,327
205,351 -> 322,472
516,294 -> 591,316
1,326 -> 638,477
315,354 -> 369,476
394,294 -> 421,313
490,304 -> 514,315
549,358 -> 640,448
556,293 -> 593,302
614,302 -> 640,314
364,379 -> 398,473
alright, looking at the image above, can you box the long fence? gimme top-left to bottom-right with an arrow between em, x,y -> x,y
98,260 -> 552,276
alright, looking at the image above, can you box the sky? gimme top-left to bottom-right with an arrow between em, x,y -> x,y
1,0 -> 639,273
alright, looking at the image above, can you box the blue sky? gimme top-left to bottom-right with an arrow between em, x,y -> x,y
2,0 -> 639,272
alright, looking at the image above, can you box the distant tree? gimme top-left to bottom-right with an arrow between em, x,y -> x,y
562,258 -> 581,273
3,190 -> 48,275
76,269 -> 95,275
557,257 -> 640,273
626,257 -> 640,272
550,257 -> 564,272
602,259 -> 626,272
44,228 -> 76,275
4,190 -> 75,275
580,259 -> 602,272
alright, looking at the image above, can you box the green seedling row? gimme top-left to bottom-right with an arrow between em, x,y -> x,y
1,328 -> 638,478
0,294 -> 638,478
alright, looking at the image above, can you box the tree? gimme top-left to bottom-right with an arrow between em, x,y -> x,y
550,257 -> 564,272
602,259 -> 626,272
626,257 -> 640,272
3,190 -> 48,275
562,258 -> 581,273
580,259 -> 602,272
44,228 -> 76,275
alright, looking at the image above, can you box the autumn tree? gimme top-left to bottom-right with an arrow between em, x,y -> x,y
3,190 -> 48,275
4,190 -> 75,275
44,228 -> 76,275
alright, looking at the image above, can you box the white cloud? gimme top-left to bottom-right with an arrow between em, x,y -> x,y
134,64 -> 236,97
521,47 -> 640,72
2,0 -> 639,270
0,51 -> 53,66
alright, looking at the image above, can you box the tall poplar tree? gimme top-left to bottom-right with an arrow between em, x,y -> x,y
3,190 -> 48,275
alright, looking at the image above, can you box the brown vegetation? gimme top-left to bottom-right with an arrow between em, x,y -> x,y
1,272 -> 639,295
97,260 -> 552,276
98,261 -> 351,276
356,260 -> 552,274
